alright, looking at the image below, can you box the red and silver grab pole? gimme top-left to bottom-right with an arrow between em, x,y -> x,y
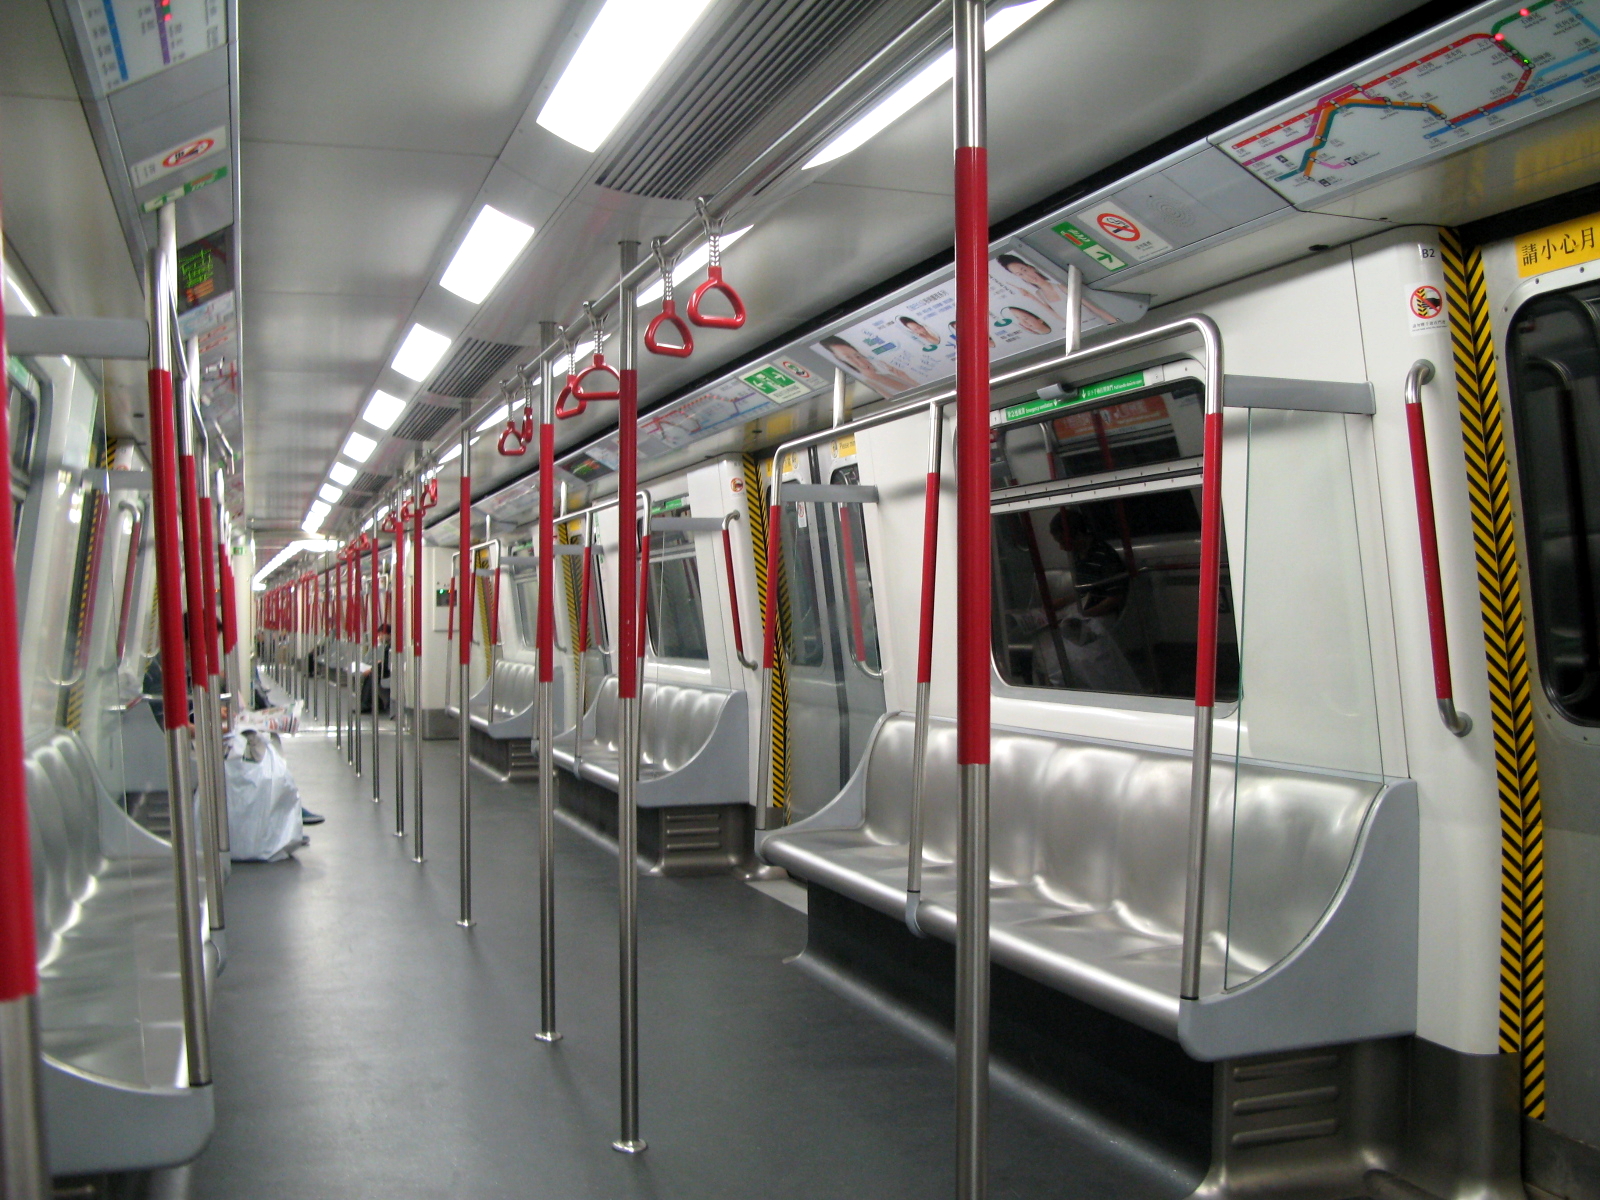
384,502 -> 407,837
148,200 -> 212,1088
176,338 -> 226,933
1178,327 -> 1227,1003
0,189 -> 50,1200
535,325 -> 562,1045
574,512 -> 595,772
905,402 -> 944,937
952,2 -> 991,1194
197,446 -> 230,853
412,473 -> 430,862
614,240 -> 646,1156
1405,359 -> 1471,737
720,511 -> 757,671
457,407 -> 474,928
217,485 -> 239,733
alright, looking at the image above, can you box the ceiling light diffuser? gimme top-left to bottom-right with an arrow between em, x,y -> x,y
440,206 -> 536,303
537,0 -> 716,152
439,443 -> 463,464
302,501 -> 331,534
318,483 -> 345,504
637,227 -> 753,306
342,431 -> 378,463
476,404 -> 510,433
804,0 -> 1052,169
329,461 -> 358,486
361,390 -> 408,431
391,323 -> 452,382
253,538 -> 339,588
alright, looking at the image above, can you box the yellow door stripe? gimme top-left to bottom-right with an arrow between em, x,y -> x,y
744,454 -> 788,812
1439,228 -> 1547,1119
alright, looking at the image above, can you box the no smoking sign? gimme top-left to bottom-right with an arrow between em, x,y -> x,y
1070,199 -> 1173,264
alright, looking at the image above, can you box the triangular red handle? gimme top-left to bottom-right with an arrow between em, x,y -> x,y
688,265 -> 746,329
645,299 -> 694,358
496,406 -> 534,456
554,377 -> 586,420
572,352 -> 622,401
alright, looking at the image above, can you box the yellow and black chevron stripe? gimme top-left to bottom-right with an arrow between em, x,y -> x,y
1440,228 -> 1547,1119
744,453 -> 788,812
63,438 -> 116,730
558,521 -> 580,657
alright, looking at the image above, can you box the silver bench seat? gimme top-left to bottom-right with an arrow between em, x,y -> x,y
446,659 -> 566,740
26,730 -> 215,1175
759,714 -> 1417,1062
550,676 -> 747,807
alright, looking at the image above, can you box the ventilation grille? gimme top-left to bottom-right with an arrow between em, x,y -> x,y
393,401 -> 459,442
334,471 -> 388,506
594,0 -> 933,200
424,338 -> 522,400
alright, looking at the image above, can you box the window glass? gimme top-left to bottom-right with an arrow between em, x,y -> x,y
511,567 -> 537,646
1508,283 -> 1600,722
8,358 -> 39,537
990,377 -> 1204,490
780,503 -> 825,667
829,464 -> 881,673
991,486 -> 1237,701
646,497 -> 708,661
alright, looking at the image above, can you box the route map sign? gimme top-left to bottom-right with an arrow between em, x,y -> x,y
76,0 -> 226,96
1219,0 -> 1600,204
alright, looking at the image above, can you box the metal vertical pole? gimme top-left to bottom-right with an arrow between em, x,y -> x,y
614,240 -> 645,1155
953,2 -> 991,1196
200,450 -> 230,855
905,401 -> 943,937
390,494 -> 407,838
149,200 -> 212,1087
412,470 -> 426,863
536,325 -> 561,1044
0,183 -> 52,1200
458,409 -> 474,928
176,339 -> 225,932
353,545 -> 364,777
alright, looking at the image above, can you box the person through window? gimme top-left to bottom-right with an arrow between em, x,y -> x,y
1030,506 -> 1140,693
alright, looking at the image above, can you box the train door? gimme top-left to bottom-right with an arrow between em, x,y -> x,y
1480,219 -> 1600,1164
776,438 -> 885,821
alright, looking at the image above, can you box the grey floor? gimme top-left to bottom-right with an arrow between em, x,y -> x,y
182,720 -> 1192,1199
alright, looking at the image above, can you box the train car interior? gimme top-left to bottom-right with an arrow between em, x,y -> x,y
4,0 -> 1600,1197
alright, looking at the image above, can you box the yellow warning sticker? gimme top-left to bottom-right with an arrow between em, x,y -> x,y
832,434 -> 857,458
1516,211 -> 1600,276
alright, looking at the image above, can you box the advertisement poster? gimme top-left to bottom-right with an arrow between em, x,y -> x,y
810,253 -> 1111,397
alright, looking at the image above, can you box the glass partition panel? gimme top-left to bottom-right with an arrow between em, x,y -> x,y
1220,407 -> 1386,991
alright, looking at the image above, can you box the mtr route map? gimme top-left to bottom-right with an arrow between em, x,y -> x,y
1220,0 -> 1600,203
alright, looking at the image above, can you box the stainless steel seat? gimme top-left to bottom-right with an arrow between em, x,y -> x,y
25,729 -> 215,1175
760,713 -> 1418,1060
550,677 -> 748,807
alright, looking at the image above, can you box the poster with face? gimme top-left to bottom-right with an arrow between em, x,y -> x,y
810,253 -> 1111,397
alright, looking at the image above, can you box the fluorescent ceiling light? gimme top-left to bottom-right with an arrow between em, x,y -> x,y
537,0 -> 716,152
804,0 -> 1052,169
361,390 -> 408,431
329,461 -> 358,486
392,323 -> 452,382
342,431 -> 378,463
302,501 -> 332,534
253,538 -> 339,588
440,206 -> 536,303
318,483 -> 345,504
637,226 -> 753,306
440,443 -> 463,464
476,404 -> 510,432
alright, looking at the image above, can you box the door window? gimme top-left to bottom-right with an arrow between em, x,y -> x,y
646,497 -> 709,661
1508,284 -> 1600,722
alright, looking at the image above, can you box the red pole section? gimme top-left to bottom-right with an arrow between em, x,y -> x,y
149,372 -> 191,724
954,145 -> 991,765
1192,412 -> 1225,708
447,578 -> 456,645
369,535 -> 380,648
762,502 -> 780,670
917,465 -> 940,685
721,525 -> 746,660
0,263 -> 39,1000
538,424 -> 555,680
636,531 -> 651,663
1408,400 -> 1452,701
618,368 -> 638,699
412,500 -> 424,657
178,454 -> 210,683
578,544 -> 592,655
390,517 -> 405,676
458,479 -> 472,668
116,510 -> 144,660
198,497 -> 222,678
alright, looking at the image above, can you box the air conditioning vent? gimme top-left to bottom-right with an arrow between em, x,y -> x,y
392,401 -> 460,442
424,338 -> 522,400
338,471 -> 388,503
595,0 -> 936,200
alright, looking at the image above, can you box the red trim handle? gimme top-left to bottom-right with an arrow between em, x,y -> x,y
149,369 -> 191,725
953,145 -> 991,766
687,265 -> 746,330
497,417 -> 530,457
645,300 -> 694,358
1192,410 -> 1225,709
617,368 -> 639,698
0,271 -> 41,999
917,469 -> 940,685
447,578 -> 456,644
220,534 -> 237,655
836,506 -> 869,666
553,379 -> 586,420
722,524 -> 746,661
762,502 -> 780,670
197,496 -> 222,678
116,509 -> 144,660
411,499 -> 424,656
571,353 -> 622,402
537,422 -> 555,681
458,474 -> 472,666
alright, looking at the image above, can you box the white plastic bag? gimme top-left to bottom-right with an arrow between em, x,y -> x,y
224,729 -> 305,862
